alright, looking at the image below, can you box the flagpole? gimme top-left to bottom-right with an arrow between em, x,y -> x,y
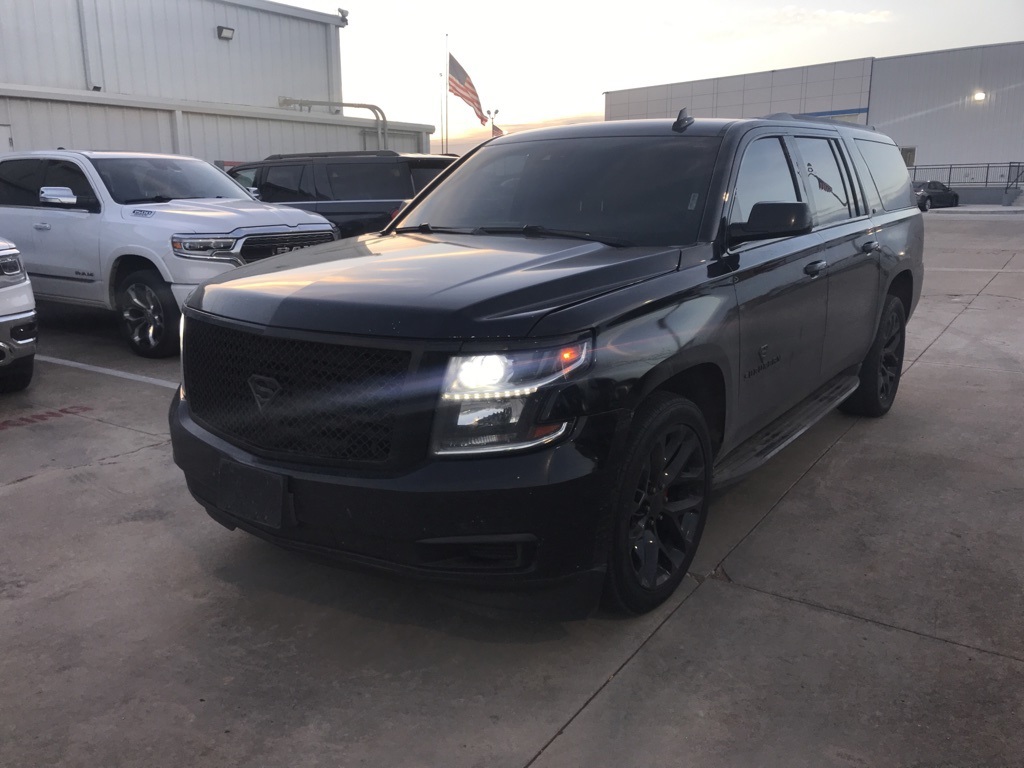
444,34 -> 449,153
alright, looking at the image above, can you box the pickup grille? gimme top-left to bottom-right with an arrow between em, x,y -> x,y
183,319 -> 411,465
239,231 -> 335,263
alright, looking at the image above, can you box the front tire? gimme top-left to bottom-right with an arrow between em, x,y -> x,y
0,355 -> 34,393
840,294 -> 906,417
603,393 -> 712,614
923,196 -> 932,211
116,270 -> 180,358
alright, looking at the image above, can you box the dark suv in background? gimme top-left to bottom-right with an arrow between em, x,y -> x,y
229,151 -> 457,238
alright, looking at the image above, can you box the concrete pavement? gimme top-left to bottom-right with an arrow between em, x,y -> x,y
1,216 -> 1021,767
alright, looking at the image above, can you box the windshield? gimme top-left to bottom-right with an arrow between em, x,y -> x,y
401,136 -> 721,247
90,156 -> 251,204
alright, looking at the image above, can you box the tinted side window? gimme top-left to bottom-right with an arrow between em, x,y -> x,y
410,166 -> 448,193
732,137 -> 799,223
855,139 -> 914,211
0,159 -> 45,207
325,163 -> 413,200
259,164 -> 314,203
44,160 -> 99,201
795,137 -> 852,226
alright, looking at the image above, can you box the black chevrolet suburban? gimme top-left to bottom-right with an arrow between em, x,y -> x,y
228,150 -> 457,239
170,115 -> 923,614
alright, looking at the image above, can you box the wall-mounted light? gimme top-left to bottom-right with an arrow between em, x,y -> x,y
217,26 -> 235,41
973,91 -> 987,102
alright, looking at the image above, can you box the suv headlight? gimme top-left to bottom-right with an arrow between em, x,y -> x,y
432,338 -> 591,455
171,235 -> 238,262
0,252 -> 27,286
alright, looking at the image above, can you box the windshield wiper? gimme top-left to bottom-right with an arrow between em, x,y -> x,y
474,225 -> 633,248
394,223 -> 476,235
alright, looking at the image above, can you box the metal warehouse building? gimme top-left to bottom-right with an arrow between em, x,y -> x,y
605,41 -> 1024,169
0,0 -> 433,163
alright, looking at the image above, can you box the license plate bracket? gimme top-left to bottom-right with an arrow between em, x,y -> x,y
217,460 -> 286,529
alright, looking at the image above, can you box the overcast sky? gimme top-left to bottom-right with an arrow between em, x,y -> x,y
285,0 -> 1024,152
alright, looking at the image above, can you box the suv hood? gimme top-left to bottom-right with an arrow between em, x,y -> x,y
189,232 -> 683,339
119,198 -> 331,233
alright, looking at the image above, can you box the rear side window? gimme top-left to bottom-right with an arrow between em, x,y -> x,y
410,166 -> 448,193
0,159 -> 45,207
855,139 -> 914,211
795,137 -> 854,226
323,163 -> 413,200
259,164 -> 315,203
731,137 -> 799,223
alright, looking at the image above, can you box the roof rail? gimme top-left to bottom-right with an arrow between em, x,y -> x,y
263,150 -> 401,160
762,112 -> 878,131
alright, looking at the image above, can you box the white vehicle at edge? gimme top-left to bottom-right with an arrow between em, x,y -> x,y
0,151 -> 337,357
0,237 -> 37,392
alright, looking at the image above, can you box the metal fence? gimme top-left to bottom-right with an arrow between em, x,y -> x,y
908,162 -> 1023,191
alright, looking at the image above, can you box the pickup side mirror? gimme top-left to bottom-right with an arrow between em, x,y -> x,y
39,186 -> 77,206
727,201 -> 813,245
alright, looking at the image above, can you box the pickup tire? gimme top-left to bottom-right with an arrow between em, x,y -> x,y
0,355 -> 33,393
603,393 -> 711,614
840,294 -> 906,417
116,270 -> 181,358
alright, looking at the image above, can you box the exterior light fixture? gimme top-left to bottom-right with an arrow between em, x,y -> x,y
217,26 -> 235,41
973,91 -> 987,101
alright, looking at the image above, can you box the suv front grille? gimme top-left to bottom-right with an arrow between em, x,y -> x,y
184,319 -> 412,465
239,231 -> 335,263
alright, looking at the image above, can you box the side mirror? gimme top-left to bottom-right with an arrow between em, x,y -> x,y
248,187 -> 261,200
39,186 -> 77,206
727,201 -> 812,245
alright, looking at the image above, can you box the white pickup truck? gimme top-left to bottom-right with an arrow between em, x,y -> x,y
0,237 -> 36,392
0,151 -> 337,357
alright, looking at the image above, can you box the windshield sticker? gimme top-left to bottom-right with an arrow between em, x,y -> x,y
131,209 -> 156,217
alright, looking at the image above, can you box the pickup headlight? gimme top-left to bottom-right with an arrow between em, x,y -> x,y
171,236 -> 237,261
0,252 -> 27,286
432,338 -> 590,455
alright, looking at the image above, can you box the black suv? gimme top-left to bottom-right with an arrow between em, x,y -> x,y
228,151 -> 457,238
171,115 -> 923,614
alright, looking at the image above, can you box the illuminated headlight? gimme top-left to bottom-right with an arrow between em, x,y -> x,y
171,236 -> 237,261
0,252 -> 26,286
433,338 -> 590,455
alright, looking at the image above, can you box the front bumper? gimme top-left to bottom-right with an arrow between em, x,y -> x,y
169,393 -> 627,595
0,308 -> 37,367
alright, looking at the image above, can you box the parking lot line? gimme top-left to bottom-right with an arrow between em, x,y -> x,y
36,355 -> 179,390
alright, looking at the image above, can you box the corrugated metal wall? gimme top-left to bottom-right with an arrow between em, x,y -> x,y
869,42 -> 1024,165
82,0 -> 339,107
0,0 -> 341,109
605,59 -> 871,123
0,95 -> 428,161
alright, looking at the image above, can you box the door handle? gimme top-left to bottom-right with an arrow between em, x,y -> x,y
804,260 -> 827,277
860,240 -> 880,253
33,223 -> 51,231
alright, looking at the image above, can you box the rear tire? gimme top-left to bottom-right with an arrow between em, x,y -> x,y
603,393 -> 712,614
116,270 -> 180,358
0,355 -> 33,393
840,294 -> 906,417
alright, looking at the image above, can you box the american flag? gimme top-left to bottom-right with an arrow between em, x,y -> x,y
449,54 -> 488,126
492,123 -> 504,138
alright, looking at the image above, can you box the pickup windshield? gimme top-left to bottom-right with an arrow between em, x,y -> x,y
401,136 -> 721,247
90,156 -> 250,204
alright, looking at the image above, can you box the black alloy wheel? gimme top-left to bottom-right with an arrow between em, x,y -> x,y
923,196 -> 932,211
116,269 -> 181,358
604,393 -> 712,614
840,294 -> 907,417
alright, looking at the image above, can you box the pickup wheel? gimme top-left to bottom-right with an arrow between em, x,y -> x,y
603,393 -> 711,614
840,294 -> 906,417
0,355 -> 34,393
116,270 -> 180,358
